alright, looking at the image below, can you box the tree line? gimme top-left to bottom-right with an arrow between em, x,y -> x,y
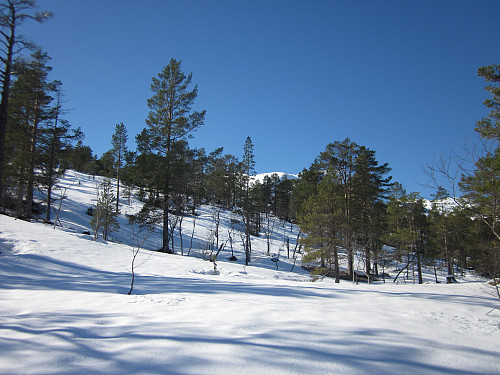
0,1 -> 498,294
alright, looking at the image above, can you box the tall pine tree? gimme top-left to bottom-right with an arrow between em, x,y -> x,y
138,58 -> 205,253
0,0 -> 51,202
242,136 -> 255,265
111,122 -> 127,212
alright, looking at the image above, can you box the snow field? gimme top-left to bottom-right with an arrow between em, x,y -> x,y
0,170 -> 499,374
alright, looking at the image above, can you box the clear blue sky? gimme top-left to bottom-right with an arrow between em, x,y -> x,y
21,0 -> 500,197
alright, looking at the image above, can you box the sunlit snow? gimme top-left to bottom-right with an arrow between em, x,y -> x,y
0,170 -> 499,374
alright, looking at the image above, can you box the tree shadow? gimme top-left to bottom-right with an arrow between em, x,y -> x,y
0,251 -> 327,299
1,311 -> 498,375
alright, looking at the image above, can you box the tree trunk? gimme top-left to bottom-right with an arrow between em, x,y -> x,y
416,248 -> 423,284
365,246 -> 371,276
0,16 -> 16,202
26,98 -> 41,219
116,164 -> 120,212
163,201 -> 170,253
45,116 -> 58,222
444,220 -> 453,276
334,246 -> 340,283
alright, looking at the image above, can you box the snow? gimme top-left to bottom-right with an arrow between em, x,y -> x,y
251,172 -> 298,184
1,170 -> 499,374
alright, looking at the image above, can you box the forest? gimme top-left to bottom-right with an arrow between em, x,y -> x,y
0,1 -> 499,296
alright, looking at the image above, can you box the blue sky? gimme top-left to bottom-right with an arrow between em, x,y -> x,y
20,0 -> 500,197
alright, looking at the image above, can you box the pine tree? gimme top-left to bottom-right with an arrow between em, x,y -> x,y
474,64 -> 500,141
300,173 -> 342,283
352,145 -> 391,276
39,82 -> 81,222
458,64 -> 500,298
138,58 -> 205,253
386,186 -> 427,284
318,138 -> 358,276
67,140 -> 94,173
111,122 -> 127,212
91,179 -> 119,241
5,50 -> 55,218
0,0 -> 51,201
275,176 -> 294,222
291,163 -> 322,220
206,150 -> 239,209
242,136 -> 255,265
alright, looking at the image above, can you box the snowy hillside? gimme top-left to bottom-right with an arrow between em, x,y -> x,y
1,170 -> 500,374
29,170 -> 303,273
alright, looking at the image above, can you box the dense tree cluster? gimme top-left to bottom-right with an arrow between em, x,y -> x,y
0,1 -> 498,292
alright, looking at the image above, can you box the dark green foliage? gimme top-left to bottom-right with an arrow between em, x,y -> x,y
3,51 -> 80,219
291,164 -> 322,219
242,136 -> 255,265
300,173 -> 343,283
474,64 -> 500,140
110,122 -> 127,211
457,64 -> 500,294
38,83 -> 82,221
205,147 -> 239,209
296,138 -> 392,280
352,146 -> 392,275
91,179 -> 119,241
0,0 -> 52,201
65,141 -> 95,173
134,58 -> 205,253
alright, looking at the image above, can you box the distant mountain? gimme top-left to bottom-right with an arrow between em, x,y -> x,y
251,172 -> 299,184
424,197 -> 458,212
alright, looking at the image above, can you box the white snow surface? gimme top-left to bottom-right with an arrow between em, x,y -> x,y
0,170 -> 499,375
251,172 -> 298,184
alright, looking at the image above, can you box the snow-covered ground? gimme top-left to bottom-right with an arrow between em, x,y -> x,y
0,171 -> 499,374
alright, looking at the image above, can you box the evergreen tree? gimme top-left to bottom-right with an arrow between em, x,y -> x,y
205,147 -> 227,206
241,136 -> 255,265
458,64 -> 500,297
0,0 -> 51,201
386,186 -> 427,284
138,58 -> 205,253
5,50 -> 55,218
66,140 -> 94,173
460,149 -> 500,282
38,82 -> 81,222
300,173 -> 342,283
291,163 -> 322,220
111,122 -> 127,212
187,147 -> 208,214
318,138 -> 358,276
91,179 -> 119,241
352,145 -> 391,276
474,64 -> 500,141
96,149 -> 115,177
275,175 -> 294,222
205,150 -> 239,209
